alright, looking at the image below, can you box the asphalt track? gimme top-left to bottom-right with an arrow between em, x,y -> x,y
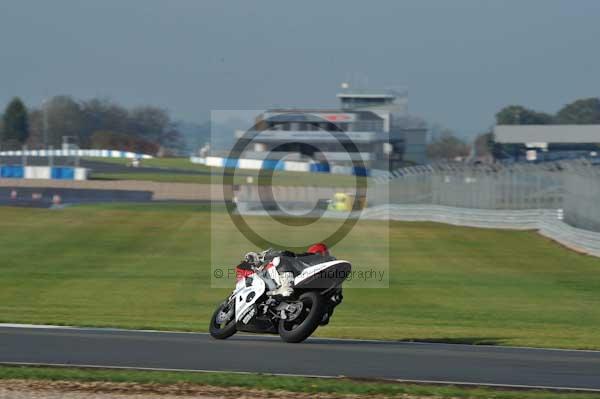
1,325 -> 600,391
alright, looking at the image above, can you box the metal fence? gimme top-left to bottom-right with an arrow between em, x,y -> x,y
371,161 -> 600,232
233,160 -> 600,238
233,161 -> 600,256
373,163 -> 565,209
562,163 -> 600,232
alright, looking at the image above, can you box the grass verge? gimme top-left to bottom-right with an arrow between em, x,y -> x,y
1,203 -> 600,349
86,156 -> 366,187
1,365 -> 599,399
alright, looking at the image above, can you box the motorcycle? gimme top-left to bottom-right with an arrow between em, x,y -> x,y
209,249 -> 351,343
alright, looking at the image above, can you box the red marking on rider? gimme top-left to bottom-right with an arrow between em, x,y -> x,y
235,267 -> 255,282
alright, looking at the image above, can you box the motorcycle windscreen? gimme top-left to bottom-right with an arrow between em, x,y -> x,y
294,261 -> 351,290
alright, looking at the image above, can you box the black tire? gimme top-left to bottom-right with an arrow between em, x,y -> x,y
209,299 -> 237,340
278,291 -> 325,343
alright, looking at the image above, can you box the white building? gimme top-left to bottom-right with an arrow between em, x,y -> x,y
234,89 -> 428,172
494,125 -> 600,162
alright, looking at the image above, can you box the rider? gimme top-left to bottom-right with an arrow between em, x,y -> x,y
267,243 -> 330,297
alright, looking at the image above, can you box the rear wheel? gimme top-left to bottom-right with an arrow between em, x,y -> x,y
278,291 -> 324,343
209,299 -> 237,340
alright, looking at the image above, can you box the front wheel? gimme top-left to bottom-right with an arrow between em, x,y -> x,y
209,298 -> 237,340
278,291 -> 325,343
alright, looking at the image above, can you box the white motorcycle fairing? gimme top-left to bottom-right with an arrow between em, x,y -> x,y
294,260 -> 351,287
234,274 -> 266,323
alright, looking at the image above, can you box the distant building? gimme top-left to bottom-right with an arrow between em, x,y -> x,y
493,125 -> 600,162
234,88 -> 427,171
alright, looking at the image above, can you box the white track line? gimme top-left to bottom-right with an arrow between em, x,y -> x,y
0,324 -> 202,335
1,361 -> 599,393
1,323 -> 599,353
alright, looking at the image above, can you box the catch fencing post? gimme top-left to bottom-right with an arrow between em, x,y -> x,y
22,145 -> 27,167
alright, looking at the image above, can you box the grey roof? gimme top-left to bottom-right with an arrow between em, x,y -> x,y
494,125 -> 600,143
241,130 -> 378,143
262,110 -> 383,121
337,93 -> 396,99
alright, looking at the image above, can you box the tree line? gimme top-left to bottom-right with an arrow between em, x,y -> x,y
0,96 -> 183,155
429,96 -> 600,161
495,97 -> 600,125
3,95 -> 597,161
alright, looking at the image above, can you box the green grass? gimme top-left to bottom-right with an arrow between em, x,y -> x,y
83,156 -> 211,172
91,170 -> 363,187
86,156 -> 366,187
1,366 -> 599,399
1,203 -> 600,349
91,172 -> 214,183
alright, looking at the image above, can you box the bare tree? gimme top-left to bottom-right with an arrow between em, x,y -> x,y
427,129 -> 470,161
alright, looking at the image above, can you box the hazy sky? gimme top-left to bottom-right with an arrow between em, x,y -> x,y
1,0 -> 599,137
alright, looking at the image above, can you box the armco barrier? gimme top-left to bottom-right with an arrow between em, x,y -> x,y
191,156 -> 366,176
0,165 -> 24,178
24,166 -> 50,179
261,159 -> 285,170
538,217 -> 600,257
1,166 -> 87,181
236,202 -> 600,258
360,204 -> 558,230
0,149 -> 153,159
309,163 -> 330,173
360,204 -> 600,258
51,167 -> 75,180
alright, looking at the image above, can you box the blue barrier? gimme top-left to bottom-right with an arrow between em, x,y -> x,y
310,163 -> 330,173
0,165 -> 24,178
261,159 -> 285,170
192,156 -> 376,176
0,165 -> 85,180
0,149 -> 152,159
51,167 -> 75,180
352,166 -> 369,177
223,158 -> 239,169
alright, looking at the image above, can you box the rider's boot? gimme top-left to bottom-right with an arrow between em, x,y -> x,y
268,272 -> 294,297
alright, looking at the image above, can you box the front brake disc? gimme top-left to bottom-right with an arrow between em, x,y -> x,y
285,302 -> 304,321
